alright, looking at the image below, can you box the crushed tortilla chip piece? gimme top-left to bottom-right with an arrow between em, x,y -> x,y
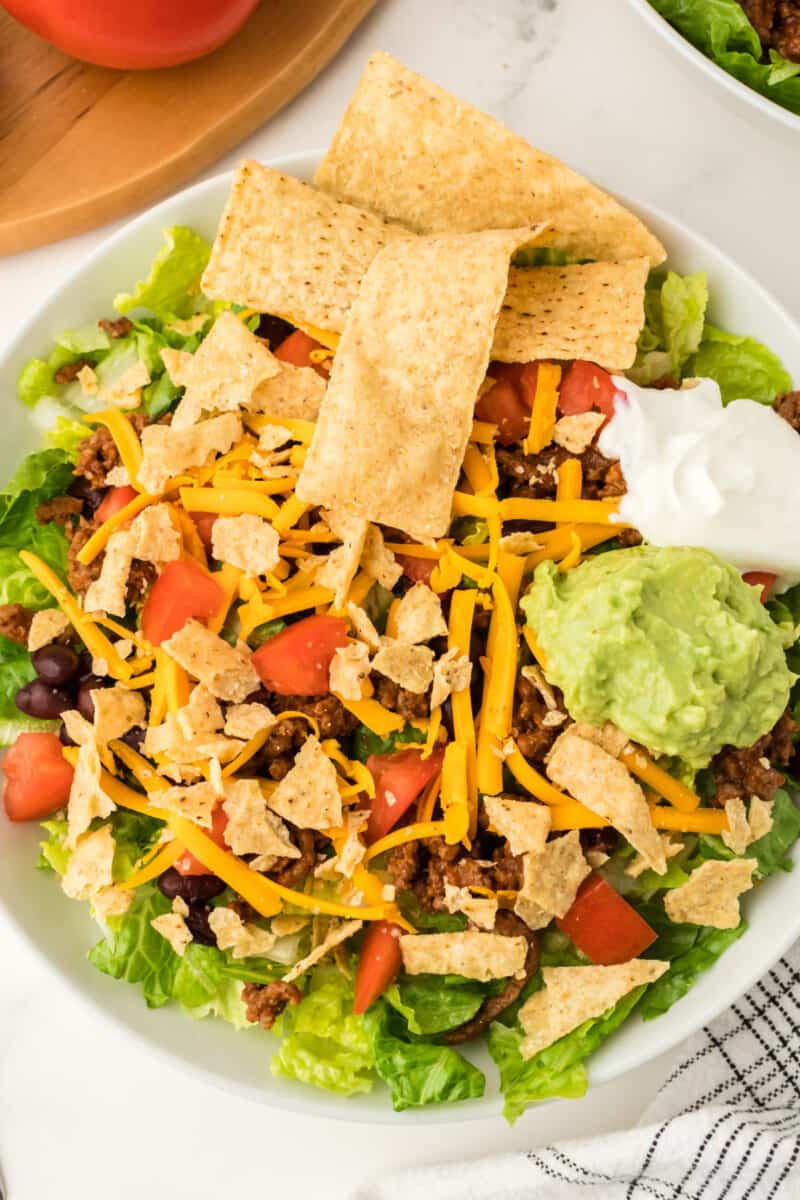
67,739 -> 115,848
520,664 -> 558,710
211,513 -> 280,577
105,465 -> 131,487
626,833 -> 683,879
162,619 -> 259,702
137,412 -> 242,494
361,526 -> 402,588
329,642 -> 371,701
665,859 -> 756,930
484,795 -> 551,856
62,824 -> 115,900
499,531 -> 543,555
77,364 -> 98,397
722,797 -> 752,855
271,915 -> 309,937
27,607 -> 70,652
519,959 -> 669,1060
209,906 -> 276,959
90,685 -> 146,745
127,503 -> 181,564
152,911 -> 192,957
430,647 -> 472,709
166,314 -> 210,336
103,361 -> 150,410
372,642 -> 434,694
346,601 -> 382,651
158,781 -> 219,828
223,702 -> 275,740
176,684 -> 224,741
84,530 -> 133,618
553,411 -> 606,454
569,721 -> 631,758
393,583 -> 447,644
62,708 -> 94,746
92,885 -> 134,919
267,735 -> 343,830
222,778 -> 299,858
283,919 -> 364,983
514,830 -> 590,930
546,729 -> 666,874
315,510 -> 368,606
748,796 -> 774,843
143,713 -> 242,765
250,360 -> 327,421
443,883 -> 498,931
400,930 -> 528,981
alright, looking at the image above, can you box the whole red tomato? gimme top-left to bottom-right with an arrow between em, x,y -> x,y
2,0 -> 260,70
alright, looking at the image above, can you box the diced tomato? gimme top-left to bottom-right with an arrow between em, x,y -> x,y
174,805 -> 229,876
95,485 -> 137,524
743,571 -> 777,604
365,747 -> 444,844
190,511 -> 217,554
2,732 -> 74,821
556,875 -> 657,965
353,920 -> 404,1014
141,559 -> 226,646
558,360 -> 623,420
396,553 -> 436,586
252,614 -> 349,696
274,328 -> 327,370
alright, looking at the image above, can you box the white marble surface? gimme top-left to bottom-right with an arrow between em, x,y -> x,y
0,1 -> 798,1196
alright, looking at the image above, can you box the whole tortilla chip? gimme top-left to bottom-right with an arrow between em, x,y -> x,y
296,227 -> 538,539
493,260 -> 650,371
201,162 -> 411,333
315,52 -> 665,266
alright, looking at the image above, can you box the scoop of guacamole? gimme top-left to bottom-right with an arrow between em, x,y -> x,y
521,545 -> 793,767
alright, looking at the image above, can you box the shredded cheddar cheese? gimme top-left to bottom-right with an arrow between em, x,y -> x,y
179,487 -> 279,520
84,409 -> 144,490
76,491 -> 156,566
524,362 -> 562,455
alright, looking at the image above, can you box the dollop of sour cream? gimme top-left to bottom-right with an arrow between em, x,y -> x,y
599,376 -> 800,591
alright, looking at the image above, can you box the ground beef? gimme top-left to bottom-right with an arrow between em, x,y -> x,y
242,980 -> 303,1030
372,673 -> 430,720
387,840 -> 421,893
36,496 -> 83,527
710,709 -> 797,807
740,0 -> 800,59
774,391 -> 800,432
74,412 -> 148,489
98,316 -> 134,339
444,911 -> 540,1044
54,359 -> 91,385
496,441 -> 626,503
392,832 -> 524,912
0,603 -> 33,645
267,828 -> 316,888
268,693 -> 359,740
66,517 -> 103,594
127,560 -> 157,602
512,674 -> 564,766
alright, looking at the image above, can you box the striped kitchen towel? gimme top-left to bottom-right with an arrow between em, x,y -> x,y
362,952 -> 800,1200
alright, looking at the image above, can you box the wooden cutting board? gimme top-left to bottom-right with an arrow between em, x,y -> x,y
0,0 -> 376,256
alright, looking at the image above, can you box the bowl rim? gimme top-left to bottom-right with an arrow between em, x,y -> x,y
627,0 -> 800,133
1,149 -> 800,1124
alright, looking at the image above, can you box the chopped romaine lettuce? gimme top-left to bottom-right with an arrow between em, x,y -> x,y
351,723 -> 426,762
690,789 -> 800,880
630,270 -> 708,383
271,972 -> 375,1096
395,890 -> 468,933
688,324 -> 792,406
385,973 -> 486,1035
371,1006 -> 485,1110
114,226 -> 212,319
37,818 -> 71,875
88,888 -> 179,1008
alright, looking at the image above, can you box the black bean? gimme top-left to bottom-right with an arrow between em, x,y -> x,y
256,313 -> 295,349
440,697 -> 455,740
184,906 -> 217,946
32,644 -> 80,687
16,680 -> 73,720
77,674 -> 108,721
120,725 -> 145,751
68,477 -> 106,516
77,650 -> 94,680
157,868 -> 226,904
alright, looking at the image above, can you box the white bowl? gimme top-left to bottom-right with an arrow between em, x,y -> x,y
628,0 -> 800,136
1,152 -> 799,1123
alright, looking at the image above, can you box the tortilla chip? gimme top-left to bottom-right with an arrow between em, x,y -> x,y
493,260 -> 649,370
722,797 -> 752,855
165,310 -> 280,429
176,684 -> 224,740
498,531 -> 543,555
442,883 -> 498,931
137,412 -> 242,494
143,713 -> 243,765
89,685 -> 146,745
361,525 -> 402,588
664,859 -> 756,929
267,735 -> 343,830
222,778 -> 299,858
552,411 -> 606,454
61,709 -> 94,747
297,228 -> 534,540
372,642 -> 434,694
61,824 -> 115,901
430,647 -> 472,710
223,702 -> 275,741
151,912 -> 192,957
208,906 -> 276,959
162,619 -> 259,702
520,664 -> 558,710
92,884 -> 134,919
569,721 -> 631,758
211,513 -> 280,577
315,510 -> 368,606
315,52 -> 665,266
201,161 -> 411,333
748,796 -> 774,843
77,364 -> 99,397
283,918 -> 363,983
105,465 -> 131,487
626,833 -> 683,879
546,730 -> 666,873
400,931 -> 528,981
127,503 -> 181,564
519,959 -> 669,1060
27,607 -> 70,652
250,360 -> 327,421
393,583 -> 447,644
514,829 -> 590,930
158,781 -> 219,828
346,601 -> 382,651
84,530 -> 133,618
484,795 -> 551,857
67,739 -> 115,848
329,641 -> 371,701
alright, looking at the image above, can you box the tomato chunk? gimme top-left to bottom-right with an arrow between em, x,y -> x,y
396,553 -> 436,586
95,485 -> 137,524
252,614 -> 349,696
353,920 -> 404,1014
558,360 -> 623,419
274,330 -> 323,368
2,732 -> 74,821
190,511 -> 217,554
365,747 -> 444,844
174,805 -> 229,876
556,875 -> 657,965
141,559 -> 226,646
743,571 -> 777,604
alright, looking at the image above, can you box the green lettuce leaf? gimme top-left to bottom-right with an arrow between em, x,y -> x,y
54,323 -> 111,356
385,974 -> 486,1035
768,50 -> 800,85
37,817 -> 71,874
488,986 -> 646,1124
17,358 -> 57,409
371,1007 -> 485,1110
45,417 -> 89,459
689,324 -> 792,405
351,723 -> 426,762
172,944 -> 249,1028
270,972 -> 376,1096
690,788 -> 800,879
88,888 -> 179,1008
395,890 -> 468,932
630,270 -> 708,383
0,635 -> 58,746
114,226 -> 212,319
